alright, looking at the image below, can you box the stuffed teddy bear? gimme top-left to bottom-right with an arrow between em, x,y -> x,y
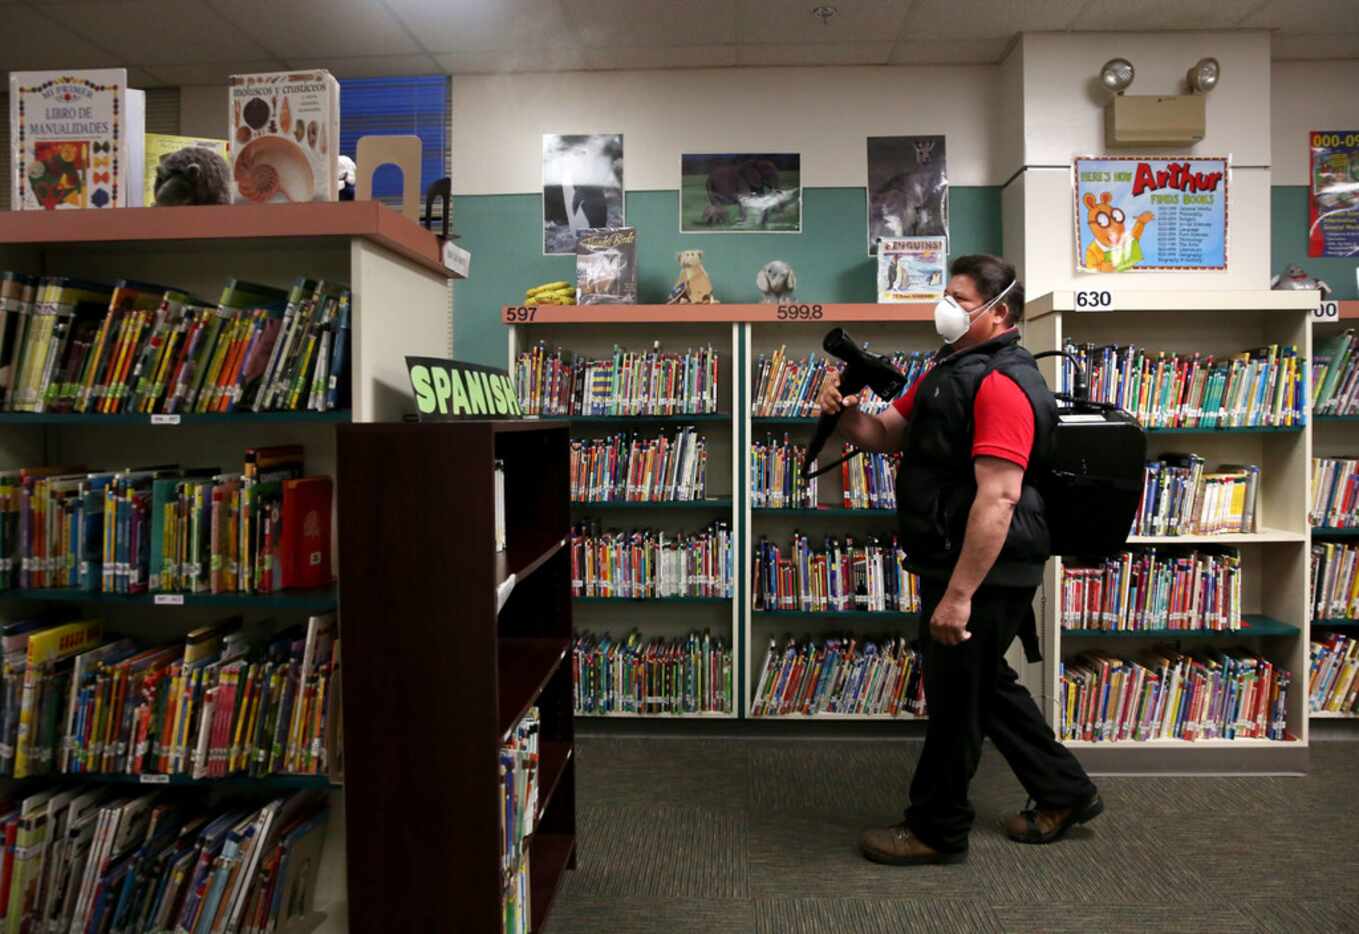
667,250 -> 719,304
757,260 -> 797,303
153,146 -> 231,206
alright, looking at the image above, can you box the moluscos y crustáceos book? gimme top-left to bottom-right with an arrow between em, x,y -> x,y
228,70 -> 339,204
8,69 -> 145,210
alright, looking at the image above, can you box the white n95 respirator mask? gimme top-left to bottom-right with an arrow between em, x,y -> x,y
933,278 -> 1018,344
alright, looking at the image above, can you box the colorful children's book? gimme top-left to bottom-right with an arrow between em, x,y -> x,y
143,133 -> 228,205
8,69 -> 145,210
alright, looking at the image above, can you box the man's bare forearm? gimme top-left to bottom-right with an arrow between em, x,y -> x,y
945,492 -> 1014,600
835,408 -> 894,453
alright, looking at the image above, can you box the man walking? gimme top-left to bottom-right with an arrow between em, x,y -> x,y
816,254 -> 1102,865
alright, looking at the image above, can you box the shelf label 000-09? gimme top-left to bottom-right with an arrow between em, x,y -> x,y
1314,301 -> 1340,320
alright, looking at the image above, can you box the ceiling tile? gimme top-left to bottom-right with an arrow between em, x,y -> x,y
889,37 -> 1011,65
579,46 -> 739,70
433,46 -> 589,75
1071,0 -> 1261,30
736,0 -> 910,44
1272,32 -> 1359,60
208,0 -> 422,58
901,0 -> 1078,38
736,41 -> 895,67
40,0 -> 273,64
286,54 -> 442,78
1243,0 -> 1359,30
126,66 -> 165,87
387,0 -> 576,53
562,0 -> 736,47
0,5 -> 121,69
142,60 -> 286,86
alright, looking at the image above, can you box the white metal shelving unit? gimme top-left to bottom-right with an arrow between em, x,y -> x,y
1025,289 -> 1315,773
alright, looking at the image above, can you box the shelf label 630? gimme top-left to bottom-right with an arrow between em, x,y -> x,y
1074,290 -> 1115,312
775,304 -> 824,320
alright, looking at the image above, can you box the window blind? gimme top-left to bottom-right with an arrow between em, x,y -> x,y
339,75 -> 450,215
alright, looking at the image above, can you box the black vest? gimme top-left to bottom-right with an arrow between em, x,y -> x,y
896,330 -> 1057,589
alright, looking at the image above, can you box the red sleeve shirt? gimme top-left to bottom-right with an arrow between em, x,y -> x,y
892,370 -> 1035,470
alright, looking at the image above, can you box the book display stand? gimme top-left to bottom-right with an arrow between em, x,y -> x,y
0,203 -> 456,931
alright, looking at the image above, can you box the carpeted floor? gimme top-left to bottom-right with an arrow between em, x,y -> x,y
544,735 -> 1359,933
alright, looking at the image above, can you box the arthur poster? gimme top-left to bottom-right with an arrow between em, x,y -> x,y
1073,156 -> 1228,272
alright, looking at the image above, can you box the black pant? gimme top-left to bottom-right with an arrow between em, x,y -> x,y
904,576 -> 1097,853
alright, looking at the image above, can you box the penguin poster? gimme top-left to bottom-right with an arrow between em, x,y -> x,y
543,134 -> 624,255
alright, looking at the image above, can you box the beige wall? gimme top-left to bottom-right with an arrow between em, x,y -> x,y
448,64 -> 1005,193
1271,60 -> 1359,186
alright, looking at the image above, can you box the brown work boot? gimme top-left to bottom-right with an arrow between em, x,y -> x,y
1005,793 -> 1104,844
859,822 -> 967,865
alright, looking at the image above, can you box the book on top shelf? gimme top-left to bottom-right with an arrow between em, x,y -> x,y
228,70 -> 339,205
8,69 -> 145,210
576,227 -> 638,305
142,133 -> 228,206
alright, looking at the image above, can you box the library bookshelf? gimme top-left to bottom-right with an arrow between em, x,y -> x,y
508,307 -> 936,723
337,420 -> 575,934
0,203 -> 455,932
1025,289 -> 1314,772
1311,302 -> 1359,724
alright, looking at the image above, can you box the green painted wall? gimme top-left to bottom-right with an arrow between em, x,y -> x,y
1272,186 -> 1357,299
452,186 -> 1003,368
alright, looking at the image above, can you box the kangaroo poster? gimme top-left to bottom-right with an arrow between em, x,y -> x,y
543,133 -> 624,255
867,136 -> 948,255
1308,130 -> 1359,257
1073,156 -> 1229,272
680,153 -> 801,233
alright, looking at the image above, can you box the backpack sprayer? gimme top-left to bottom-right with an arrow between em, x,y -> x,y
805,329 -> 1145,560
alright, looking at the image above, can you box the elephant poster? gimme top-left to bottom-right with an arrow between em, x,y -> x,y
867,136 -> 948,255
680,153 -> 801,233
543,133 -> 624,255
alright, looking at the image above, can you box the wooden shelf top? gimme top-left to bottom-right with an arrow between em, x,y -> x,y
0,203 -> 456,279
1337,301 -> 1359,320
502,303 -> 934,325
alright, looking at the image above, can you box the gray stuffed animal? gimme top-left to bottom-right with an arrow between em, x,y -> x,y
1271,263 -> 1333,299
153,146 -> 231,206
757,260 -> 797,304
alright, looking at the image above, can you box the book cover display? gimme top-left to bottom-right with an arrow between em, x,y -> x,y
228,70 -> 339,204
877,237 -> 946,302
8,68 -> 145,210
576,227 -> 638,305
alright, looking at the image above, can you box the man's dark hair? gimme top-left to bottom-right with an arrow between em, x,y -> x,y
950,254 -> 1024,325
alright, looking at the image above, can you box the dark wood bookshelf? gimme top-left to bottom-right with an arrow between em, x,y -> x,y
338,419 -> 574,934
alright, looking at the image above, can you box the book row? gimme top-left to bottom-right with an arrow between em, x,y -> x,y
0,446 -> 333,596
750,347 -> 927,418
1058,341 -> 1307,428
1310,543 -> 1359,622
841,449 -> 900,512
1309,634 -> 1359,715
569,429 -> 708,503
1310,456 -> 1359,529
752,535 -> 920,614
1059,649 -> 1291,743
1060,549 -> 1242,633
500,707 -> 539,934
514,342 -> 721,417
750,435 -> 815,509
0,783 -> 327,934
0,613 -> 339,783
750,635 -> 926,718
569,522 -> 734,599
1132,456 -> 1260,537
0,274 -> 350,416
572,630 -> 734,716
1312,329 -> 1359,416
